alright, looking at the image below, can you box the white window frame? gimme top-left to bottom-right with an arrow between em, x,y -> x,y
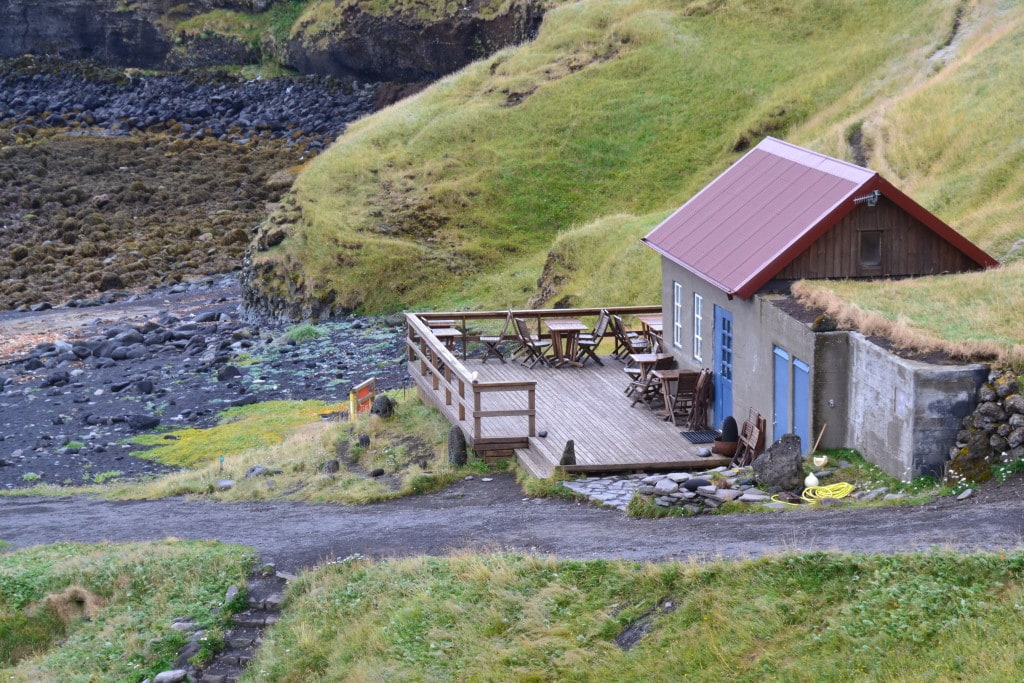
692,292 -> 703,361
672,281 -> 684,349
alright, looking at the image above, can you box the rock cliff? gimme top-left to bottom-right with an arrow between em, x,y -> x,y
0,0 -> 544,82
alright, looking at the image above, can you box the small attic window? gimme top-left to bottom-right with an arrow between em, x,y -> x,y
859,230 -> 882,270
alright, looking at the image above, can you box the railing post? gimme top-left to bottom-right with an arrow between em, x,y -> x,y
444,364 -> 452,406
473,386 -> 482,441
458,378 -> 465,421
528,386 -> 536,437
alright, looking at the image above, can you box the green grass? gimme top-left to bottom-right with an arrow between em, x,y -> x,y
248,0 -> 1024,363
107,393 -> 469,503
0,541 -> 253,680
249,551 -> 1024,681
282,322 -> 324,344
126,399 -> 347,467
174,0 -> 310,48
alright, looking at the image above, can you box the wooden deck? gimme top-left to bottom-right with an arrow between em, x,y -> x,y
416,352 -> 730,478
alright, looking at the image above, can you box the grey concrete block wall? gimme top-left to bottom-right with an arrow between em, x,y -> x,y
831,332 -> 987,481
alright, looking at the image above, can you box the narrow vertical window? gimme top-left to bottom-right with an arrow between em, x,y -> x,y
672,281 -> 683,349
692,293 -> 703,361
859,230 -> 882,270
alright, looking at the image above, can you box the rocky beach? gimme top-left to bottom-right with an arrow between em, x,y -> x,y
0,56 -> 382,310
0,276 -> 408,489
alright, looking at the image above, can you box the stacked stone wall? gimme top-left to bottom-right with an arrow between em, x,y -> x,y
947,370 -> 1024,482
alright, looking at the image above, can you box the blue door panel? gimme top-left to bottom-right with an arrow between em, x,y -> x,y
712,306 -> 733,429
793,358 -> 811,455
772,346 -> 790,442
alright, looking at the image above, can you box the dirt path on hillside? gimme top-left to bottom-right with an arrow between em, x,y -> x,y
3,474 -> 1023,572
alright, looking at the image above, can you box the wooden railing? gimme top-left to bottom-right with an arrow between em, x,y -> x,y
405,313 -> 536,445
415,305 -> 663,356
406,306 -> 661,452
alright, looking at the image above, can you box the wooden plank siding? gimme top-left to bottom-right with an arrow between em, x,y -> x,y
774,197 -> 977,281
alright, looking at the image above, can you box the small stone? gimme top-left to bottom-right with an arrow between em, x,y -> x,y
245,465 -> 269,478
666,472 -> 691,483
215,479 -> 235,490
322,459 -> 340,474
739,492 -> 770,503
682,477 -> 711,491
224,585 -> 240,604
858,487 -> 889,502
369,468 -> 385,477
153,670 -> 189,683
956,488 -> 974,501
653,479 -> 679,495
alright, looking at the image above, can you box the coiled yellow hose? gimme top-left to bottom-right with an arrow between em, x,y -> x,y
770,482 -> 856,505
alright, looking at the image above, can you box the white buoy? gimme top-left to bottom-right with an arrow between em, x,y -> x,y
804,472 -> 819,488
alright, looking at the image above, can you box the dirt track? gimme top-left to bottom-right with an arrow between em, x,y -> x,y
3,474 -> 1024,572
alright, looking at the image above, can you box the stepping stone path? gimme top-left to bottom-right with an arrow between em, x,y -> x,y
154,569 -> 288,683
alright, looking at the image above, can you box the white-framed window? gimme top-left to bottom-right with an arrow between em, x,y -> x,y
672,281 -> 683,349
692,293 -> 703,361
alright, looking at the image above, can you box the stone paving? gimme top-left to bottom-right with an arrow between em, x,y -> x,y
561,465 -> 889,513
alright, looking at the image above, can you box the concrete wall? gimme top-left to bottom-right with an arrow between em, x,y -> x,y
659,258 -> 989,479
840,332 -> 987,480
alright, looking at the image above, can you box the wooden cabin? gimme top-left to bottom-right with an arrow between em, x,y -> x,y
641,136 -> 997,479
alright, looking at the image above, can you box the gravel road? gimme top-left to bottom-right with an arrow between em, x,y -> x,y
3,474 -> 1023,572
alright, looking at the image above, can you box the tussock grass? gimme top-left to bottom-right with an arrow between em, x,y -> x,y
259,0 -> 956,313
252,551 -> 1024,681
0,541 -> 253,680
110,393 -> 463,503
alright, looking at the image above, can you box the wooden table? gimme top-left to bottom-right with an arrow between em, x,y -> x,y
544,318 -> 589,368
431,327 -> 464,357
627,352 -> 674,405
635,313 -> 664,350
652,368 -> 700,421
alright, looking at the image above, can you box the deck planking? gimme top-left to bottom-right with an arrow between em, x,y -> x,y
419,353 -> 729,478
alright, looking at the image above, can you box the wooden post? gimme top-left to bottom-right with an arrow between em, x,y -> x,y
528,386 -> 536,436
473,388 -> 482,441
458,378 -> 465,421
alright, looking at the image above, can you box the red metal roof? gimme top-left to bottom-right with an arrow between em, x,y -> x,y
642,137 -> 997,299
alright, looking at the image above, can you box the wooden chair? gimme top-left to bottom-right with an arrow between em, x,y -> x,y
664,370 -> 701,425
513,317 -> 552,368
686,369 -> 713,430
576,310 -> 610,366
628,355 -> 676,407
732,409 -> 767,467
479,312 -> 512,364
610,314 -> 651,360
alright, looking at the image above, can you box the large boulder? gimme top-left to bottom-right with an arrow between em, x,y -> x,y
752,434 -> 804,492
370,394 -> 396,419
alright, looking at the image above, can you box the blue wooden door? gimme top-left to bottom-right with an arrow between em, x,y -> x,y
712,305 -> 733,429
793,357 -> 811,454
772,346 -> 790,442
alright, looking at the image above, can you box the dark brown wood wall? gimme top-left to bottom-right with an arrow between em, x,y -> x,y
774,197 -> 979,280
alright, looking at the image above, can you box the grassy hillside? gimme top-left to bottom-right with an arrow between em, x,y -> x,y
250,551 -> 1024,681
251,0 -> 1022,362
